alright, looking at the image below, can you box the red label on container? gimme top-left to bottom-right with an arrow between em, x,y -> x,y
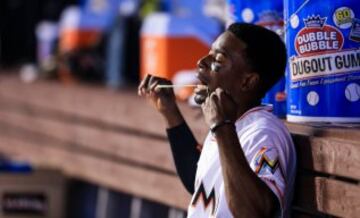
294,16 -> 344,56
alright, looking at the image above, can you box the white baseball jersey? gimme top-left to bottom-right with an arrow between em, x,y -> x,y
187,106 -> 296,218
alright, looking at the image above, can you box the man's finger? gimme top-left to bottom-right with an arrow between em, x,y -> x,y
147,76 -> 156,93
203,94 -> 210,106
149,81 -> 160,99
216,88 -> 227,105
210,91 -> 219,105
138,74 -> 151,96
201,96 -> 209,112
147,75 -> 171,92
159,77 -> 172,85
139,74 -> 151,90
149,80 -> 160,93
215,87 -> 226,100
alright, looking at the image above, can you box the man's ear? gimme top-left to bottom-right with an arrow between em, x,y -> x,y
240,73 -> 260,91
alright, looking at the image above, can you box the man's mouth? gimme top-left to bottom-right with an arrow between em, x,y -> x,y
194,72 -> 210,105
196,71 -> 209,86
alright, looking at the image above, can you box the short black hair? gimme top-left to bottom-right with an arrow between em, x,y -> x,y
227,23 -> 287,96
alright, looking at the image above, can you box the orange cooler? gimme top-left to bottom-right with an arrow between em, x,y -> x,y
59,29 -> 101,53
58,5 -> 115,53
140,13 -> 221,80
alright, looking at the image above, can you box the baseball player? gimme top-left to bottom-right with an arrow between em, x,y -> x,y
138,22 -> 296,218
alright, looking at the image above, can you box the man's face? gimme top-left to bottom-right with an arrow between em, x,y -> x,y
196,31 -> 253,98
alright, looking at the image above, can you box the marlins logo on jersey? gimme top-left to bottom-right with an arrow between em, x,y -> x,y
254,146 -> 281,175
191,182 -> 217,215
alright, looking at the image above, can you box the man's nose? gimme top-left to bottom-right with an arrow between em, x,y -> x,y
197,55 -> 210,69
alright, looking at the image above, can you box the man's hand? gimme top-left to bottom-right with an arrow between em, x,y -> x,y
138,74 -> 184,128
201,88 -> 238,128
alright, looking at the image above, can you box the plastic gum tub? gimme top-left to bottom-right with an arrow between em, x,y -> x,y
285,0 -> 360,123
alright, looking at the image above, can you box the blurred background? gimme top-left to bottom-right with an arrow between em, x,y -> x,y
0,0 -> 226,89
0,0 -> 226,218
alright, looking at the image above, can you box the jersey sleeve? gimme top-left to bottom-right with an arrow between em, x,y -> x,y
166,122 -> 201,194
243,130 -> 287,208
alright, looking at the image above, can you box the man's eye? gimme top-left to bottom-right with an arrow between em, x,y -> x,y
211,62 -> 221,72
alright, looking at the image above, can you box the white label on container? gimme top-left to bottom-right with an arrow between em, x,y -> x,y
290,48 -> 360,81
